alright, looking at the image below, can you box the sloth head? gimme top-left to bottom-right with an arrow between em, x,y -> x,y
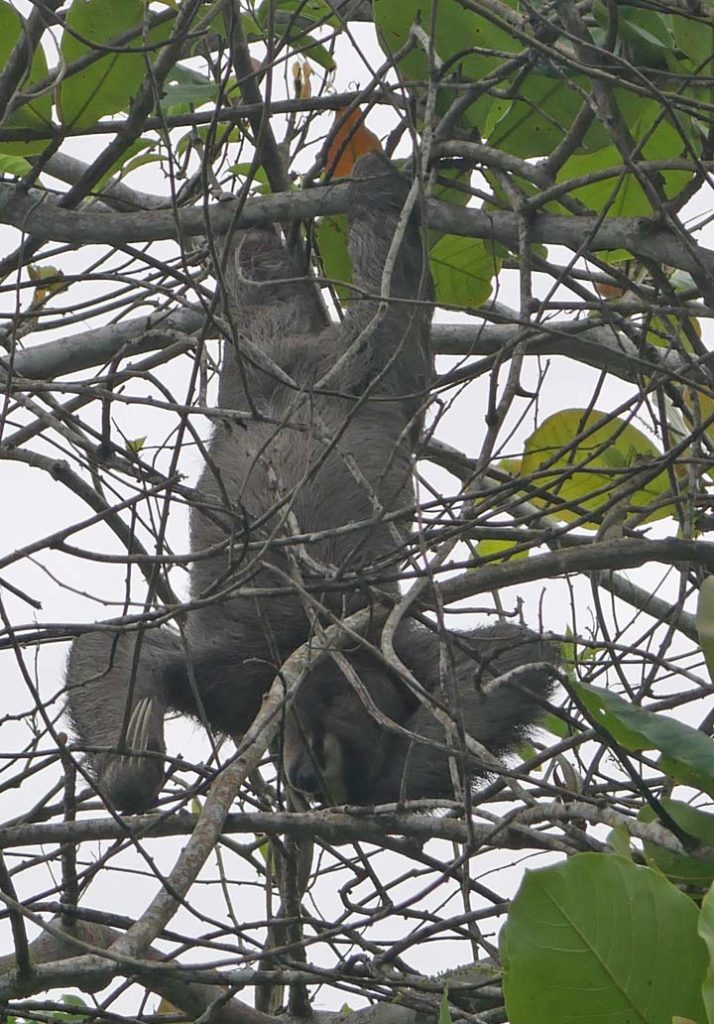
282,651 -> 411,806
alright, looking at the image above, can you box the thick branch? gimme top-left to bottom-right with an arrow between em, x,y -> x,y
437,536 -> 714,606
0,806 -> 570,853
1,184 -> 712,298
0,917 -> 271,1024
2,307 -> 691,385
2,308 -> 206,379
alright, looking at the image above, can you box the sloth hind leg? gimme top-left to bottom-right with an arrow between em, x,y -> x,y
66,628 -> 180,812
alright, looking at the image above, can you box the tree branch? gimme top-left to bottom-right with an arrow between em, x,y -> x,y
1,183 -> 713,301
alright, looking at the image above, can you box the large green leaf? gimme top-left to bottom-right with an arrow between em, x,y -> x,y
673,9 -> 714,67
618,6 -> 673,58
593,3 -> 675,70
574,680 -> 714,797
557,92 -> 692,216
430,234 -> 497,310
521,409 -> 676,528
559,113 -> 690,216
59,0 -> 167,128
257,0 -> 337,31
475,537 -> 529,563
487,73 -> 607,158
640,799 -> 714,887
697,577 -> 714,686
699,883 -> 714,1024
373,0 -> 519,130
502,853 -> 707,1024
0,1 -> 53,156
256,0 -> 337,70
431,164 -> 472,211
316,214 -> 351,302
161,65 -> 218,114
0,153 -> 30,175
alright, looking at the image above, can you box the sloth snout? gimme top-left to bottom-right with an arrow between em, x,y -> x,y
286,758 -> 322,797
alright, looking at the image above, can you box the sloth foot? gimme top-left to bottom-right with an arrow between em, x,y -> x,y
100,696 -> 165,813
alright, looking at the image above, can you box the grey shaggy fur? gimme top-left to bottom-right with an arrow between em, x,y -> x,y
65,152 -> 556,811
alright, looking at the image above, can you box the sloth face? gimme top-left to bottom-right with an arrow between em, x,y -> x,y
282,715 -> 353,805
282,654 -> 410,805
282,689 -> 386,805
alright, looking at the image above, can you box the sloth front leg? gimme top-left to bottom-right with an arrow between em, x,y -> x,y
65,628 -> 178,812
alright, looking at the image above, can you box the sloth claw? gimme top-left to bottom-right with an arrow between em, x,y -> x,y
120,695 -> 152,765
101,696 -> 165,813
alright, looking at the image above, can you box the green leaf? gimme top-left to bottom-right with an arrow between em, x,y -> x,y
61,995 -> 88,1007
475,537 -> 528,562
696,577 -> 714,686
0,1 -> 53,155
161,64 -> 218,111
438,986 -> 452,1024
28,264 -> 68,304
640,800 -> 714,887
699,883 -> 714,1024
558,96 -> 691,216
592,3 -> 676,69
430,234 -> 497,309
621,9 -> 672,49
432,165 -> 472,210
562,140 -> 688,218
669,269 -> 698,293
257,837 -> 273,871
183,124 -> 242,155
0,153 -> 31,175
281,31 -> 336,71
541,712 -> 572,740
673,11 -> 714,67
256,0 -> 337,69
574,680 -> 648,749
606,823 -> 633,858
618,6 -> 675,69
649,798 -> 714,848
229,162 -> 271,193
116,148 -> 161,179
59,0 -> 169,128
206,7 -> 261,43
316,214 -> 351,301
501,853 -> 708,1024
678,388 -> 714,471
48,993 -> 90,1022
573,680 -> 714,798
257,0 -> 337,30
521,408 -> 677,528
94,137 -> 155,188
488,73 -> 607,158
646,312 -> 700,353
373,0 -> 519,130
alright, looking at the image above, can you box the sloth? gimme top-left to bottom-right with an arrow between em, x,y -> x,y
282,621 -> 558,804
65,151 -> 557,813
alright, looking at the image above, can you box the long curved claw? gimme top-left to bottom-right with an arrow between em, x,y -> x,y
101,696 -> 166,813
120,696 -> 153,766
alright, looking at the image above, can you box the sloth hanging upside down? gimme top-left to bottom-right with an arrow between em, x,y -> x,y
65,152 -> 558,812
